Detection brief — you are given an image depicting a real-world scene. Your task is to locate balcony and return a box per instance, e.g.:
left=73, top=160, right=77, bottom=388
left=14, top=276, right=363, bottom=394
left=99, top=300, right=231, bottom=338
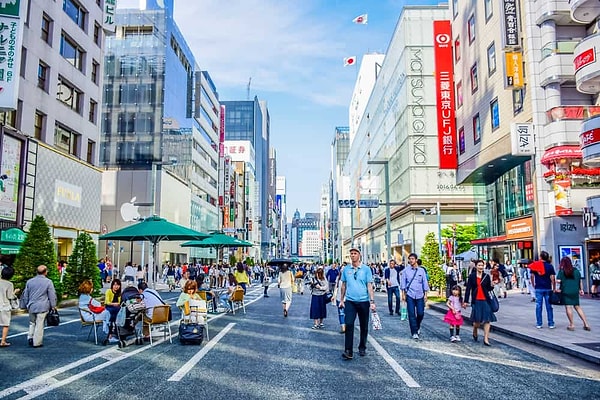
left=574, top=34, right=600, bottom=94
left=570, top=0, right=600, bottom=24
left=535, top=0, right=578, bottom=25
left=541, top=119, right=582, bottom=150
left=546, top=105, right=600, bottom=124
left=539, top=49, right=575, bottom=87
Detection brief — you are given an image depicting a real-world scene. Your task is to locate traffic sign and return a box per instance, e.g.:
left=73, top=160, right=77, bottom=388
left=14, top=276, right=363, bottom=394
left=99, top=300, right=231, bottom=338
left=358, top=199, right=380, bottom=208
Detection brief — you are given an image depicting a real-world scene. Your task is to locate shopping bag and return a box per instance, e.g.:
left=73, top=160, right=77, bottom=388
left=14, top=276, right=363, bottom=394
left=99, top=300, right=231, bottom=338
left=45, top=308, right=60, bottom=326
left=400, top=302, right=407, bottom=321
left=116, top=307, right=126, bottom=327
left=371, top=311, right=382, bottom=330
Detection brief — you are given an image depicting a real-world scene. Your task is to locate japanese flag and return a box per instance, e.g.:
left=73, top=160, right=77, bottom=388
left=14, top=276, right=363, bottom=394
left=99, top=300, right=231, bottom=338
left=352, top=14, right=368, bottom=24
left=344, top=56, right=357, bottom=67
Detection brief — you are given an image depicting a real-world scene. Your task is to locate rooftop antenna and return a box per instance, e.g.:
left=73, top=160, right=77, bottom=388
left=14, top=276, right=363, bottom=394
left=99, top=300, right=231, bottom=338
left=247, top=77, right=252, bottom=100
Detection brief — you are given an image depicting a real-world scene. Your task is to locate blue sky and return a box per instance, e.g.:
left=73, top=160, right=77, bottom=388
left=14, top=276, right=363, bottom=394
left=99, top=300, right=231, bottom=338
left=173, top=0, right=443, bottom=219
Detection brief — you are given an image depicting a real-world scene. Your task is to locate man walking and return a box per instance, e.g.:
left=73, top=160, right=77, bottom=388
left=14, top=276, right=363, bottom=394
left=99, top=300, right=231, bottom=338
left=339, top=247, right=376, bottom=360
left=530, top=251, right=556, bottom=329
left=384, top=259, right=402, bottom=316
left=401, top=253, right=429, bottom=340
left=326, top=263, right=339, bottom=293
left=21, top=265, right=57, bottom=347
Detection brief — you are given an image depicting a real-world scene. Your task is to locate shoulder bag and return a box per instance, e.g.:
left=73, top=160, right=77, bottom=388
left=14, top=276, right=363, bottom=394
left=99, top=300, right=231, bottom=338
left=46, top=308, right=60, bottom=326
left=484, top=274, right=499, bottom=313
left=550, top=291, right=563, bottom=305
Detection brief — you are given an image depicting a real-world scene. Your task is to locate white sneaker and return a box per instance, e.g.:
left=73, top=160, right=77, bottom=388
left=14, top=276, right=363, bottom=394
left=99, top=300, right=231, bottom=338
left=450, top=336, right=456, bottom=342
left=454, top=335, right=461, bottom=342
left=412, top=334, right=419, bottom=340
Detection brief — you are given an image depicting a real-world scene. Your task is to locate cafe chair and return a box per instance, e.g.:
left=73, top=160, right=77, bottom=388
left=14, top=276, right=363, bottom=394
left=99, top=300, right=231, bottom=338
left=230, top=287, right=246, bottom=315
left=143, top=305, right=173, bottom=345
left=79, top=307, right=103, bottom=345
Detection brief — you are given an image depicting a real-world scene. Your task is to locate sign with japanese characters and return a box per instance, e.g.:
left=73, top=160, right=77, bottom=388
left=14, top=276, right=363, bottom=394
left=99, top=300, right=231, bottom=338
left=0, top=133, right=21, bottom=221
left=510, top=123, right=534, bottom=155
left=504, top=51, right=524, bottom=88
left=103, top=0, right=117, bottom=32
left=433, top=20, right=457, bottom=169
left=502, top=0, right=520, bottom=47
left=223, top=140, right=254, bottom=163
left=0, top=0, right=24, bottom=111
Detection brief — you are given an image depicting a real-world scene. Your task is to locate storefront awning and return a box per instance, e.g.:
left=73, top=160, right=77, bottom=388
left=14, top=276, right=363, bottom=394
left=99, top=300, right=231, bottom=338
left=0, top=243, right=21, bottom=254
left=540, top=146, right=582, bottom=165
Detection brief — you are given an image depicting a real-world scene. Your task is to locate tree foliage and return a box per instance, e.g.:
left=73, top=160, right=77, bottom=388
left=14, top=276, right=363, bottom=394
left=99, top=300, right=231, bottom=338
left=13, top=215, right=61, bottom=298
left=64, top=232, right=101, bottom=297
left=420, top=232, right=445, bottom=294
left=440, top=223, right=478, bottom=255
left=244, top=257, right=255, bottom=266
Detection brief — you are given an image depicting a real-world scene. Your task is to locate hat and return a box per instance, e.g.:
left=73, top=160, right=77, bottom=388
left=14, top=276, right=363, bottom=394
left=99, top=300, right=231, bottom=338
left=349, top=247, right=361, bottom=254
left=317, top=265, right=324, bottom=270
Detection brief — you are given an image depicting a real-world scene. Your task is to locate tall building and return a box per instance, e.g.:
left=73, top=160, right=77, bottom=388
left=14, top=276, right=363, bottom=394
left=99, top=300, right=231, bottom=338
left=339, top=6, right=476, bottom=263
left=290, top=211, right=320, bottom=257
left=100, top=0, right=219, bottom=265
left=1, top=0, right=108, bottom=260
left=331, top=126, right=349, bottom=262
left=276, top=175, right=287, bottom=257
left=349, top=53, right=385, bottom=144
left=221, top=97, right=271, bottom=260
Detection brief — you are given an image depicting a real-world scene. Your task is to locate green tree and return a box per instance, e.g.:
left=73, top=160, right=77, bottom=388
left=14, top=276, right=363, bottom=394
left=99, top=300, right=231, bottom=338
left=229, top=254, right=237, bottom=266
left=421, top=232, right=445, bottom=295
left=64, top=232, right=101, bottom=297
left=440, top=223, right=478, bottom=255
left=244, top=257, right=255, bottom=266
left=13, top=215, right=61, bottom=298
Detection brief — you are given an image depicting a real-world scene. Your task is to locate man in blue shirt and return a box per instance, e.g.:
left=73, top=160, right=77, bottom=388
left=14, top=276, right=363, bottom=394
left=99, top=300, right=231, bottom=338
left=339, top=247, right=376, bottom=359
left=401, top=253, right=430, bottom=340
left=384, top=259, right=403, bottom=316
left=531, top=251, right=556, bottom=329
left=326, top=263, right=339, bottom=292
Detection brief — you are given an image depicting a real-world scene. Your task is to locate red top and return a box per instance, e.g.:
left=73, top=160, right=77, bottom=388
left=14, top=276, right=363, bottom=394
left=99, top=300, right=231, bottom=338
left=476, top=277, right=486, bottom=300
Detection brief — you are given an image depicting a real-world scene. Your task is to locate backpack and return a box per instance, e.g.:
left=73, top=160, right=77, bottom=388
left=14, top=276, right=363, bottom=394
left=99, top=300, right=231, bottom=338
left=592, top=267, right=600, bottom=281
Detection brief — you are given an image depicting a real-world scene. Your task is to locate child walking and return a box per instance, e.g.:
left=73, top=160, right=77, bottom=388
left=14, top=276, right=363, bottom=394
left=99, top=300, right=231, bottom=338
left=443, top=285, right=464, bottom=342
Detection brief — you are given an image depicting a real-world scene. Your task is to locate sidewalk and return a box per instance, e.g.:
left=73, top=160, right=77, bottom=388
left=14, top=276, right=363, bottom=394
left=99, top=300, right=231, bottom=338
left=428, top=289, right=600, bottom=365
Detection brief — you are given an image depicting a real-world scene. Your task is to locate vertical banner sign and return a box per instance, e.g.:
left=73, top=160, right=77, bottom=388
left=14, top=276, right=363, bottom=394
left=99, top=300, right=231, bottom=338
left=510, top=123, right=534, bottom=155
left=504, top=51, right=523, bottom=88
left=0, top=135, right=21, bottom=221
left=103, top=0, right=117, bottom=32
left=223, top=156, right=231, bottom=218
left=554, top=179, right=572, bottom=216
left=502, top=0, right=520, bottom=47
left=0, top=0, right=24, bottom=111
left=433, top=20, right=457, bottom=169
left=218, top=105, right=226, bottom=207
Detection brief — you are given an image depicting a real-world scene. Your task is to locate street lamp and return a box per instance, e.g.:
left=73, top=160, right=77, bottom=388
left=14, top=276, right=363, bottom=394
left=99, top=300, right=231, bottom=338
left=367, top=160, right=391, bottom=261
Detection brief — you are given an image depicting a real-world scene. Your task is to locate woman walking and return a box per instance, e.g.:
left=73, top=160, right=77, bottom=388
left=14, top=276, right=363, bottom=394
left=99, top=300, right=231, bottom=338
left=464, top=259, right=496, bottom=346
left=309, top=266, right=328, bottom=329
left=278, top=263, right=294, bottom=317
left=556, top=257, right=591, bottom=331
left=0, top=266, right=17, bottom=347
left=334, top=264, right=346, bottom=333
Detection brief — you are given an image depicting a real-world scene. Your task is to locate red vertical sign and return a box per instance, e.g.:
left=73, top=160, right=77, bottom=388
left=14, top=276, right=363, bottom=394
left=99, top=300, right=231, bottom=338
left=433, top=20, right=457, bottom=169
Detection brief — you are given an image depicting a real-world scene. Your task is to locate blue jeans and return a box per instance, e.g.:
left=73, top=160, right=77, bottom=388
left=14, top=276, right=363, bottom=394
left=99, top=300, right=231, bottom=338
left=535, top=289, right=554, bottom=327
left=336, top=299, right=345, bottom=325
left=387, top=286, right=400, bottom=314
left=406, top=296, right=425, bottom=335
left=344, top=300, right=370, bottom=353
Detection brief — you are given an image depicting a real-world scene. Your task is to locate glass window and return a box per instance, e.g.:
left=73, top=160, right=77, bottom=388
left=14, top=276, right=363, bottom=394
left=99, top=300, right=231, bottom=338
left=34, top=110, right=45, bottom=139
left=89, top=99, right=97, bottom=123
left=453, top=0, right=458, bottom=18
left=0, top=110, right=16, bottom=128
left=41, top=13, right=52, bottom=44
left=57, top=76, right=82, bottom=114
left=20, top=47, right=26, bottom=77
left=473, top=114, right=481, bottom=144
left=86, top=140, right=94, bottom=164
left=37, top=62, right=48, bottom=91
left=487, top=42, right=496, bottom=75
left=485, top=0, right=493, bottom=22
left=513, top=88, right=525, bottom=115
left=454, top=36, right=460, bottom=63
left=490, top=98, right=500, bottom=130
left=468, top=14, right=475, bottom=44
left=54, top=123, right=79, bottom=156
left=60, top=32, right=84, bottom=71
left=63, top=0, right=86, bottom=30
left=93, top=22, right=101, bottom=46
left=459, top=127, right=465, bottom=154
left=456, top=81, right=463, bottom=108
left=470, top=63, right=478, bottom=93
left=91, top=60, right=99, bottom=84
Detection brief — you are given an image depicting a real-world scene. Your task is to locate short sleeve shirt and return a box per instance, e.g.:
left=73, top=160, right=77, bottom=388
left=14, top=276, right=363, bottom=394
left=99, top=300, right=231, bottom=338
left=341, top=264, right=373, bottom=302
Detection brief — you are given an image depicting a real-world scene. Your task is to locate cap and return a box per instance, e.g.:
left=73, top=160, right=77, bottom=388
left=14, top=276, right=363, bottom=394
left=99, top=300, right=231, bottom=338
left=349, top=247, right=361, bottom=254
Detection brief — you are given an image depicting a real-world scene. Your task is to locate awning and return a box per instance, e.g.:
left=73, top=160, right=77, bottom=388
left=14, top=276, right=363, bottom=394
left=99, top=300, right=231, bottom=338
left=540, top=145, right=582, bottom=165
left=0, top=243, right=21, bottom=254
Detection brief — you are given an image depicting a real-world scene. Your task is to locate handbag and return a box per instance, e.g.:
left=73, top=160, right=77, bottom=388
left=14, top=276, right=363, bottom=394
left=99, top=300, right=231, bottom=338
left=179, top=322, right=204, bottom=345
left=487, top=290, right=500, bottom=313
left=325, top=292, right=333, bottom=304
left=371, top=311, right=382, bottom=330
left=46, top=308, right=60, bottom=326
left=9, top=297, right=19, bottom=310
left=550, top=291, right=563, bottom=305
left=88, top=299, right=105, bottom=314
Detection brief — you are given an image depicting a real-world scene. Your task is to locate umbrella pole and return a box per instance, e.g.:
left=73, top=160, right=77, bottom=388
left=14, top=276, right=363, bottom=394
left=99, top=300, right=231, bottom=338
left=149, top=241, right=156, bottom=289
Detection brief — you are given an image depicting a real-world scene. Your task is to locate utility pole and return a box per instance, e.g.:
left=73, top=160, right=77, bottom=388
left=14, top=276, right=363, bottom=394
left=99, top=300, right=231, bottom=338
left=247, top=77, right=252, bottom=100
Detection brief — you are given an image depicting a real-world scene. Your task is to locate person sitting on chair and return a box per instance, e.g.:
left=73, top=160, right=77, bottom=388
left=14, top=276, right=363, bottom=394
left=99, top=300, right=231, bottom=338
left=78, top=280, right=113, bottom=342
left=138, top=282, right=167, bottom=340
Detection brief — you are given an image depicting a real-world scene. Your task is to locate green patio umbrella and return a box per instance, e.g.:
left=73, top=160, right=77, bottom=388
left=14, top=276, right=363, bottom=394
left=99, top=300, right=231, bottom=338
left=180, top=232, right=253, bottom=249
left=100, top=216, right=209, bottom=286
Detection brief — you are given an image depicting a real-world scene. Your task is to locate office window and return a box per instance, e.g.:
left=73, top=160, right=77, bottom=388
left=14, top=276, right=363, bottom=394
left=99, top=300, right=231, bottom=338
left=60, top=32, right=84, bottom=71
left=34, top=111, right=45, bottom=139
left=63, top=0, right=86, bottom=31
left=91, top=60, right=99, bottom=84
left=459, top=127, right=465, bottom=154
left=86, top=140, right=94, bottom=163
left=41, top=13, right=52, bottom=44
left=468, top=14, right=475, bottom=43
left=456, top=80, right=463, bottom=108
left=54, top=123, right=79, bottom=156
left=454, top=36, right=461, bottom=63
left=93, top=22, right=101, bottom=46
left=487, top=42, right=496, bottom=76
left=89, top=99, right=97, bottom=123
left=485, top=0, right=493, bottom=22
left=20, top=47, right=26, bottom=77
left=0, top=109, right=16, bottom=128
left=473, top=114, right=481, bottom=144
left=470, top=63, right=479, bottom=93
left=57, top=76, right=82, bottom=114
left=37, top=61, right=48, bottom=91
left=513, top=88, right=525, bottom=115
left=490, top=98, right=500, bottom=130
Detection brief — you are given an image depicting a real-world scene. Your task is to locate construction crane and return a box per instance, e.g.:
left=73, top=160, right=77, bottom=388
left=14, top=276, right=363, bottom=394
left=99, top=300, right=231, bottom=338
left=247, top=77, right=252, bottom=100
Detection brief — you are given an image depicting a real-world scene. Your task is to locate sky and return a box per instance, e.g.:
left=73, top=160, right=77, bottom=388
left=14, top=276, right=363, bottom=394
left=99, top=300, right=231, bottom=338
left=173, top=0, right=443, bottom=218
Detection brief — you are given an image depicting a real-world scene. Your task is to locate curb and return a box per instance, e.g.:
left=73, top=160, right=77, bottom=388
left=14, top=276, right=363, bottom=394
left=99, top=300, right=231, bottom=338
left=427, top=302, right=600, bottom=365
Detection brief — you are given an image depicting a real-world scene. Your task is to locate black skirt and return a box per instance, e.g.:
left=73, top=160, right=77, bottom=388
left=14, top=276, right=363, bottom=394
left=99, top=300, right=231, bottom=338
left=310, top=294, right=327, bottom=320
left=470, top=300, right=497, bottom=323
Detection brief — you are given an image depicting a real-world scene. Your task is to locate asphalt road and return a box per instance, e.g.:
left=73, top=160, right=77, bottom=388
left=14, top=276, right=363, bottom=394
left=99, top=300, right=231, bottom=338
left=1, top=284, right=599, bottom=400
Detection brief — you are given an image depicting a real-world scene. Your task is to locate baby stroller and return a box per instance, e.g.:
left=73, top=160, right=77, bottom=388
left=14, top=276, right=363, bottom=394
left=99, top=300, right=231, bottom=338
left=374, top=275, right=383, bottom=292
left=104, top=286, right=145, bottom=347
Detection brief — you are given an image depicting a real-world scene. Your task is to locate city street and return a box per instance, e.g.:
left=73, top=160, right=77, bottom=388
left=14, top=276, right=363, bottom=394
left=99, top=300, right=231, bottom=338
left=1, top=285, right=599, bottom=400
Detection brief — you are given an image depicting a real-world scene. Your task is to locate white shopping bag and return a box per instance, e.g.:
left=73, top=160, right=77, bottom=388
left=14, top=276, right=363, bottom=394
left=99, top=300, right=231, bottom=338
left=371, top=311, right=382, bottom=330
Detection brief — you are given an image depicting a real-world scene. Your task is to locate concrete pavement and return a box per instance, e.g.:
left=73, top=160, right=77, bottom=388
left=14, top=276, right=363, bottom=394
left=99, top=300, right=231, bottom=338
left=428, top=288, right=600, bottom=364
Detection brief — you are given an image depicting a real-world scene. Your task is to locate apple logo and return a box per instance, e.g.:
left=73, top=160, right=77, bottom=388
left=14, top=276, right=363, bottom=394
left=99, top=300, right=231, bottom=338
left=120, top=197, right=141, bottom=222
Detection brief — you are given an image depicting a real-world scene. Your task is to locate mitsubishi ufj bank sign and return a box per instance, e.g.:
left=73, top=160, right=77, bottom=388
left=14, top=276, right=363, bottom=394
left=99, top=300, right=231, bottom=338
left=433, top=20, right=457, bottom=169
left=0, top=0, right=24, bottom=111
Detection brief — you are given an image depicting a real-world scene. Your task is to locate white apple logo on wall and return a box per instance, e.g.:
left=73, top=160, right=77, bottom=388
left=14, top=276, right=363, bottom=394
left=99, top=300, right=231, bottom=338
left=120, top=197, right=141, bottom=222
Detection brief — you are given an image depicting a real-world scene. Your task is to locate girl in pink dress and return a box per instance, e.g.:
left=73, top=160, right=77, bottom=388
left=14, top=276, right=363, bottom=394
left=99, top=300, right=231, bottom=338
left=443, top=285, right=464, bottom=342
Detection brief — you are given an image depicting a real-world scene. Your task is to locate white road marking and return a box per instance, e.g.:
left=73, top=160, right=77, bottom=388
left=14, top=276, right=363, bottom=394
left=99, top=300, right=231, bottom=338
left=167, top=322, right=236, bottom=382
left=7, top=318, right=80, bottom=338
left=368, top=335, right=421, bottom=388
